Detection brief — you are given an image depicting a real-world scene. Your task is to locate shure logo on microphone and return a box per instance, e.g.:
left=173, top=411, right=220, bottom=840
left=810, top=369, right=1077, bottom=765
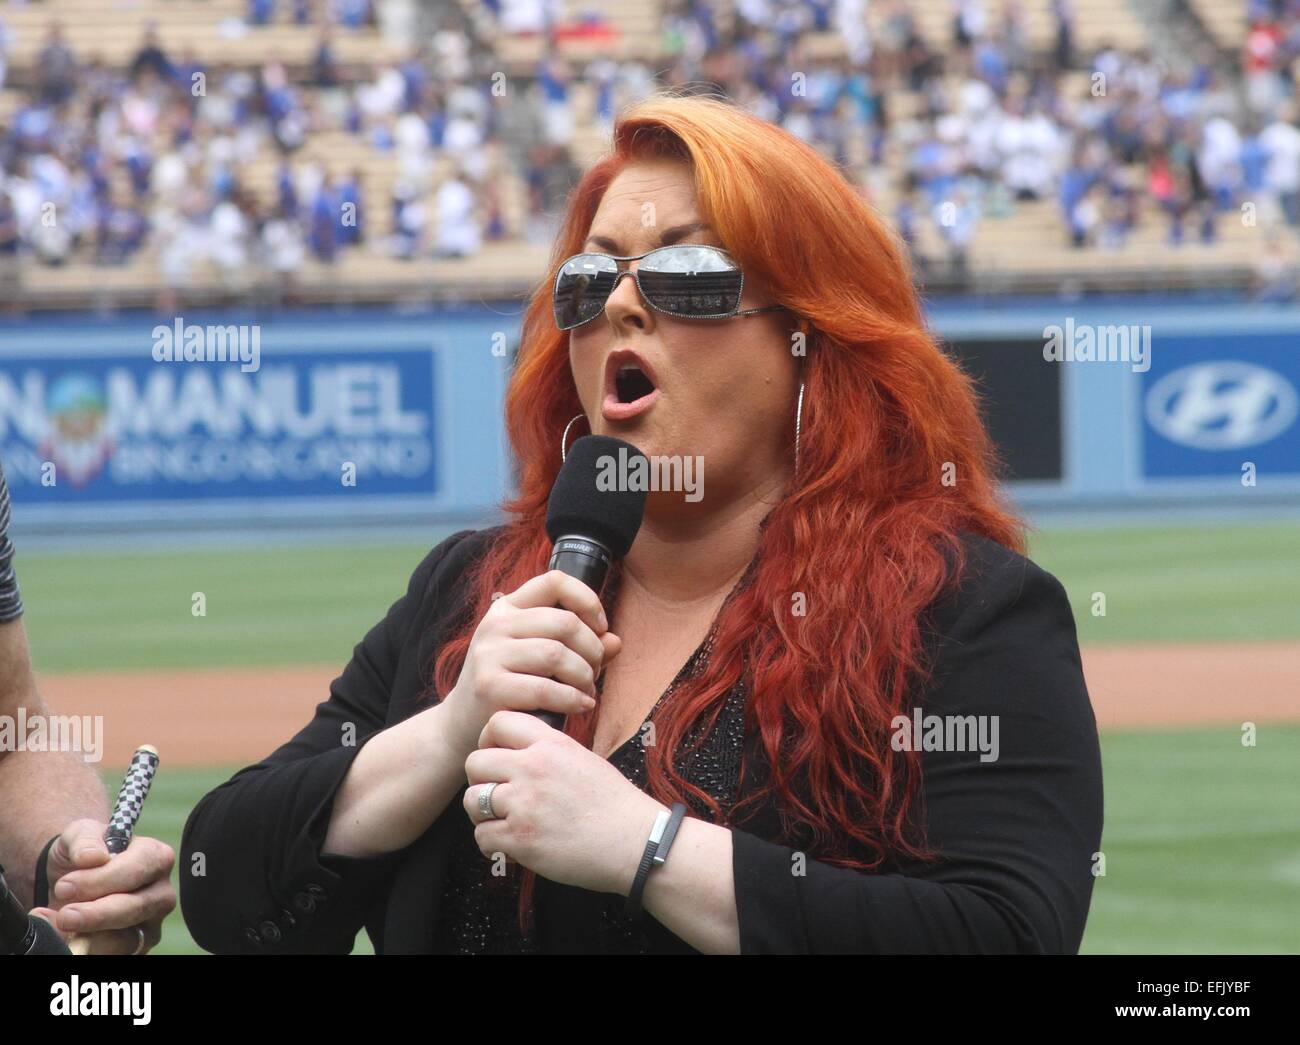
left=49, top=976, right=151, bottom=1025
left=595, top=448, right=704, bottom=502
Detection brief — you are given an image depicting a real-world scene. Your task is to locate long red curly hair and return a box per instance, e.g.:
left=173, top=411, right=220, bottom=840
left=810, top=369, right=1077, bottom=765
left=430, top=91, right=1024, bottom=935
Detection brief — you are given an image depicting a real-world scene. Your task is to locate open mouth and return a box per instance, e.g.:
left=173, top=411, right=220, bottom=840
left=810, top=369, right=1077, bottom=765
left=602, top=350, right=660, bottom=421
left=614, top=364, right=656, bottom=404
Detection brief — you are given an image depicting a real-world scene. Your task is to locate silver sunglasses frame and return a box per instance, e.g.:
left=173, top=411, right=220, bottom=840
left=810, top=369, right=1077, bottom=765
left=552, top=244, right=786, bottom=330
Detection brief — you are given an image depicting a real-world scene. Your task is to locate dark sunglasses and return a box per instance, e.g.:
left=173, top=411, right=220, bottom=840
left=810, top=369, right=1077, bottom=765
left=553, top=244, right=787, bottom=331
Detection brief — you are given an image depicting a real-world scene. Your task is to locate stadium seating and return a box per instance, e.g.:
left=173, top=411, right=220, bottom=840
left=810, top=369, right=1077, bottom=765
left=1, top=0, right=405, bottom=73
left=1, top=0, right=1295, bottom=309
left=1187, top=0, right=1249, bottom=52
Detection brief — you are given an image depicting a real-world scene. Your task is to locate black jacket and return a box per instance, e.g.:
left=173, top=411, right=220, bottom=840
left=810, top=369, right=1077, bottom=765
left=179, top=527, right=1104, bottom=954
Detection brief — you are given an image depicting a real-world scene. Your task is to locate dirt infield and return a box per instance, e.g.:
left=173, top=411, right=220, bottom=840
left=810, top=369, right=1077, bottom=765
left=35, top=642, right=1300, bottom=768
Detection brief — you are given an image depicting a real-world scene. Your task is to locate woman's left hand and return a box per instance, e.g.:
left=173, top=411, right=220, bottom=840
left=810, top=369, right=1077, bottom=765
left=463, top=710, right=667, bottom=896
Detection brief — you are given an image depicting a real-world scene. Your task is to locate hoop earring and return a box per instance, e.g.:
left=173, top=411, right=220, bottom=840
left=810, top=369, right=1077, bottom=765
left=561, top=413, right=587, bottom=463
left=794, top=381, right=805, bottom=477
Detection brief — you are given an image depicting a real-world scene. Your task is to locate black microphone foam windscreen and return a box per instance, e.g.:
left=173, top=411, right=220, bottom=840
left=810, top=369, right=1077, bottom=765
left=546, top=434, right=648, bottom=557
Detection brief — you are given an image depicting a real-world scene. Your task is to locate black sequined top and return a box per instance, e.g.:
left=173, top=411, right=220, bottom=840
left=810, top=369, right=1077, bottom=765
left=430, top=562, right=754, bottom=955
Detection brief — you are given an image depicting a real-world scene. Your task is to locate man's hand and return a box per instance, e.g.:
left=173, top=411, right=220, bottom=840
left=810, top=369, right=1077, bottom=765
left=28, top=818, right=175, bottom=955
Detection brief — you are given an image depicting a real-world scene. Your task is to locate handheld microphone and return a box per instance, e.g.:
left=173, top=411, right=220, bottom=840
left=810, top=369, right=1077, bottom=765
left=538, top=434, right=649, bottom=729
left=0, top=865, right=71, bottom=955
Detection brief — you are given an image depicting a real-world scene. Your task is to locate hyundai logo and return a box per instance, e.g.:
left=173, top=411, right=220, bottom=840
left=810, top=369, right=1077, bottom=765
left=1145, top=361, right=1299, bottom=450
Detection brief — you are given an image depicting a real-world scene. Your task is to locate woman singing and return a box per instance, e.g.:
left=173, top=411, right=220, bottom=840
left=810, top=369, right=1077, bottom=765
left=180, top=93, right=1103, bottom=955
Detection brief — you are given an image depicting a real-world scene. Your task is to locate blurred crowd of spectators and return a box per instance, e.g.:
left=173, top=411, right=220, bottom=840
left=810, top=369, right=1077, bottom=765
left=0, top=0, right=1297, bottom=302
left=652, top=0, right=1300, bottom=283
left=0, top=1, right=518, bottom=304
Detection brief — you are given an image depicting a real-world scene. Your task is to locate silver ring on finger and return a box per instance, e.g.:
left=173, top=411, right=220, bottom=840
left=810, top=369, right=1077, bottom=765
left=478, top=781, right=502, bottom=821
left=132, top=927, right=146, bottom=955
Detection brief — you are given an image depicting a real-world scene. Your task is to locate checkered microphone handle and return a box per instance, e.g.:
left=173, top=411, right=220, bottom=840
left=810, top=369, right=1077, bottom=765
left=106, top=745, right=160, bottom=855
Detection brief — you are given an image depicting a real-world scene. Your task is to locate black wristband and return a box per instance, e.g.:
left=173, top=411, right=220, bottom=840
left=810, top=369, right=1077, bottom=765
left=625, top=802, right=687, bottom=923
left=33, top=834, right=59, bottom=908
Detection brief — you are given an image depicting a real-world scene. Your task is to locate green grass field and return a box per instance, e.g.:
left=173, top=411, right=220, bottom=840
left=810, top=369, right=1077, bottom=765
left=17, top=521, right=1300, bottom=954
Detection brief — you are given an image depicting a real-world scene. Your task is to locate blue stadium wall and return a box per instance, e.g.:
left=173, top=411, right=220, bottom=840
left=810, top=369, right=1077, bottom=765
left=2, top=297, right=1297, bottom=539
